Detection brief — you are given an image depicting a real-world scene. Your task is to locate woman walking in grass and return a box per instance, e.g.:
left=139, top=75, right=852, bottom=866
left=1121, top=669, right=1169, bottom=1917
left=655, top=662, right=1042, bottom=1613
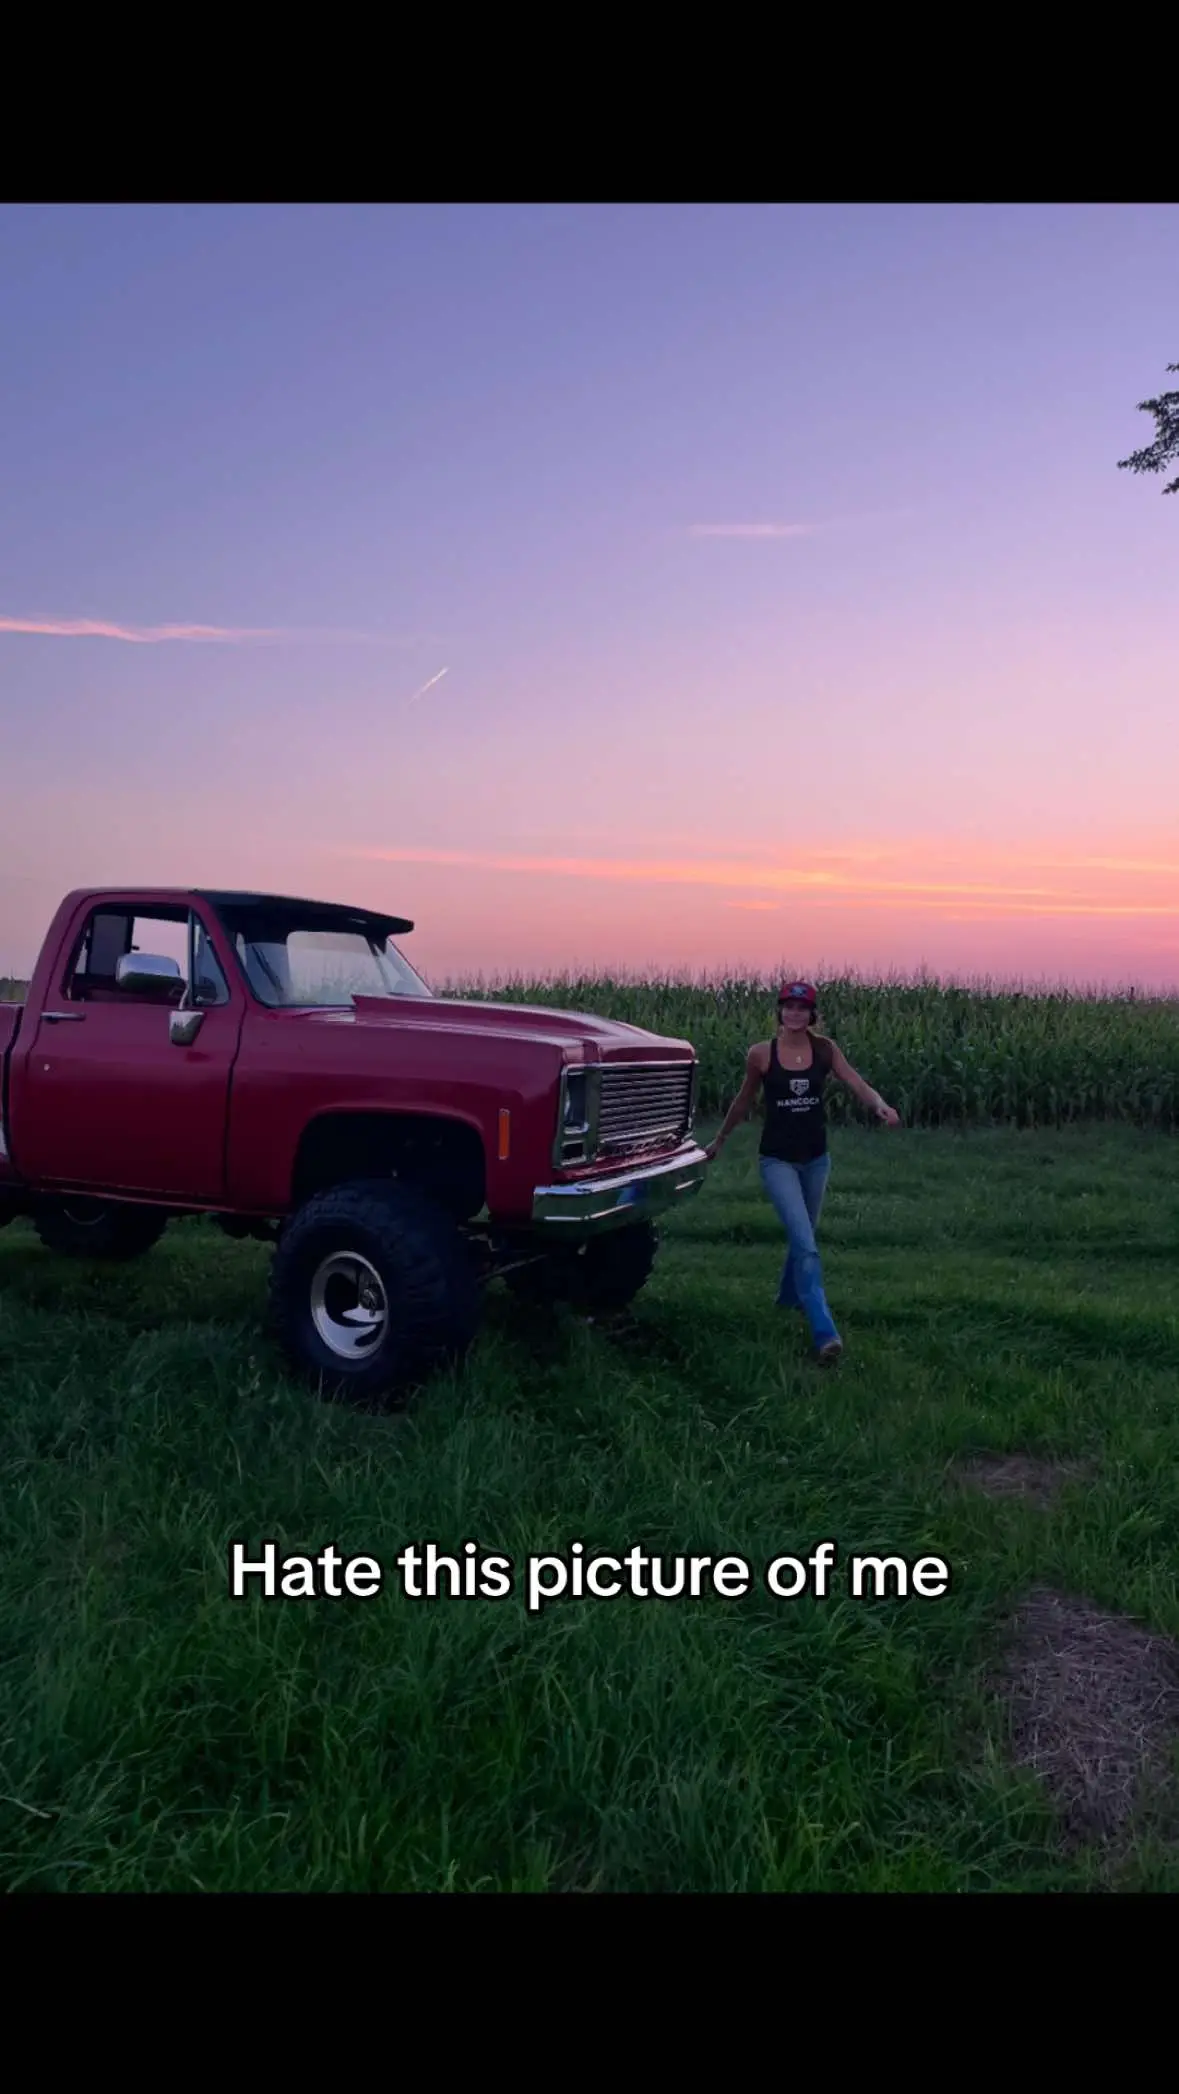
left=704, top=981, right=900, bottom=1364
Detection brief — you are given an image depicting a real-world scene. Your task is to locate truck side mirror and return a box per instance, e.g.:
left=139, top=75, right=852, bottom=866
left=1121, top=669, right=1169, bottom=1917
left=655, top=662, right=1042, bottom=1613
left=115, top=952, right=183, bottom=993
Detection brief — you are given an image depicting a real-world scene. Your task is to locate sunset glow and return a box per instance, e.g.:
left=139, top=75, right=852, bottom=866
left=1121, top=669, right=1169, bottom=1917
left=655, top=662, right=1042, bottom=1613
left=2, top=204, right=1176, bottom=989
left=347, top=841, right=1179, bottom=914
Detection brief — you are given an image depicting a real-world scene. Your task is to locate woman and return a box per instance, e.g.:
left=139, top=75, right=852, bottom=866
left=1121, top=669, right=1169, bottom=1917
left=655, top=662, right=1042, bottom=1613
left=704, top=981, right=900, bottom=1364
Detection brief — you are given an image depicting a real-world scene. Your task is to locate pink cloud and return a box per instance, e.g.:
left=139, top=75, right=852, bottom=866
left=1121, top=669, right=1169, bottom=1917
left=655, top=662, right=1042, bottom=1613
left=685, top=510, right=913, bottom=541
left=687, top=523, right=816, bottom=539
left=0, top=616, right=405, bottom=645
left=344, top=842, right=1179, bottom=921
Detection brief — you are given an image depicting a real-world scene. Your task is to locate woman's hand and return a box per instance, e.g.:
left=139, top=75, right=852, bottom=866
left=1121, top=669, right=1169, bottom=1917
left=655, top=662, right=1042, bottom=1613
left=704, top=1138, right=723, bottom=1162
left=875, top=1102, right=900, bottom=1127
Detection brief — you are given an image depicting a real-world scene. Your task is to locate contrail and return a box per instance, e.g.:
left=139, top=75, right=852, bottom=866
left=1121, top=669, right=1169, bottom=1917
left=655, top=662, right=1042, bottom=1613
left=407, top=667, right=448, bottom=702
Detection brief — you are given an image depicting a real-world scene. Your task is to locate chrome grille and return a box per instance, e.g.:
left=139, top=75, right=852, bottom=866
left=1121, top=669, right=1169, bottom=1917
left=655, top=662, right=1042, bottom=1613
left=595, top=1062, right=694, bottom=1158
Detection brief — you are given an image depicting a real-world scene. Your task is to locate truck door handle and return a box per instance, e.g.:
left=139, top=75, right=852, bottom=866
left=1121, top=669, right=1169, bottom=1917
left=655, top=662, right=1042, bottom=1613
left=42, top=1011, right=86, bottom=1023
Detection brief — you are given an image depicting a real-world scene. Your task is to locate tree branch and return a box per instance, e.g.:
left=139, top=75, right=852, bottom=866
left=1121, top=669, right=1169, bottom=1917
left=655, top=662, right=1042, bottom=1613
left=1117, top=362, right=1179, bottom=495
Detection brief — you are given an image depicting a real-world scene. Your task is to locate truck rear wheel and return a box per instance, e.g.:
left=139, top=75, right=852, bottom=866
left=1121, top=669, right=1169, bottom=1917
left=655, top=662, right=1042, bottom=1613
left=505, top=1219, right=659, bottom=1315
left=33, top=1197, right=169, bottom=1260
left=268, top=1179, right=481, bottom=1408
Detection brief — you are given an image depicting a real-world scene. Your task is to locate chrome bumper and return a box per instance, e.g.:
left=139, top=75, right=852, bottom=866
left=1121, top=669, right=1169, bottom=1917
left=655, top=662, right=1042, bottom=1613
left=530, top=1144, right=708, bottom=1235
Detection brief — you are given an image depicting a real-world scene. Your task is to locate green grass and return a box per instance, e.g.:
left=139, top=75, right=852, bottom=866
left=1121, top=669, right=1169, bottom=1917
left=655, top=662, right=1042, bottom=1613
left=447, top=968, right=1179, bottom=1129
left=3, top=1120, right=1179, bottom=1890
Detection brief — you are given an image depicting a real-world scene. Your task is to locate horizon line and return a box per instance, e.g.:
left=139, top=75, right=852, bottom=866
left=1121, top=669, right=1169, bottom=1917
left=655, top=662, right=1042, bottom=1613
left=2, top=961, right=1175, bottom=999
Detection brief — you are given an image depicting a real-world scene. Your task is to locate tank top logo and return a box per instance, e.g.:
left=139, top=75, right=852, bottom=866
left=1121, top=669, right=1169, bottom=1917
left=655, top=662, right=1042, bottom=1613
left=762, top=1037, right=828, bottom=1162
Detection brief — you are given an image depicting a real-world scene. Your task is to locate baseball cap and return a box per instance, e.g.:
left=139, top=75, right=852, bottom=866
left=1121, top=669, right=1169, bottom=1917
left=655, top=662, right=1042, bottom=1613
left=778, top=981, right=817, bottom=1006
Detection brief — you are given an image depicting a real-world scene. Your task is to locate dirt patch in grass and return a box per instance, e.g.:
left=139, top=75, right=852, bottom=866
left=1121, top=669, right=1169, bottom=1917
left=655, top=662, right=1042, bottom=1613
left=950, top=1453, right=1090, bottom=1506
left=993, top=1587, right=1179, bottom=1850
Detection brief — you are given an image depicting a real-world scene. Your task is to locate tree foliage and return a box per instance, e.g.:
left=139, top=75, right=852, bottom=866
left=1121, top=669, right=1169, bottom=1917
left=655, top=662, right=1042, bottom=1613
left=1117, top=361, right=1179, bottom=495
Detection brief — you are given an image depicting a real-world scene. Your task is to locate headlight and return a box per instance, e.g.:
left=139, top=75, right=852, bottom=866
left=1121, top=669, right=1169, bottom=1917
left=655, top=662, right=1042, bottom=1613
left=564, top=1070, right=589, bottom=1129
left=555, top=1066, right=595, bottom=1164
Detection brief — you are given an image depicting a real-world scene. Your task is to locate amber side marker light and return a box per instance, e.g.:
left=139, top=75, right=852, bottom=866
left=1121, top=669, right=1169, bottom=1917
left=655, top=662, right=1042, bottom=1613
left=498, top=1109, right=511, bottom=1160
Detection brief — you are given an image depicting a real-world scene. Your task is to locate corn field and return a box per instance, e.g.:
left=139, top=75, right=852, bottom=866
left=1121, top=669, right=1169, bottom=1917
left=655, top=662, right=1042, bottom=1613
left=3, top=966, right=1177, bottom=1128
left=445, top=969, right=1179, bottom=1131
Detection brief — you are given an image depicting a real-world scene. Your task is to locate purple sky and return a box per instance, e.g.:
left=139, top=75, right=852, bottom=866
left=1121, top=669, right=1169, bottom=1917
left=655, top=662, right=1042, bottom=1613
left=2, top=203, right=1176, bottom=987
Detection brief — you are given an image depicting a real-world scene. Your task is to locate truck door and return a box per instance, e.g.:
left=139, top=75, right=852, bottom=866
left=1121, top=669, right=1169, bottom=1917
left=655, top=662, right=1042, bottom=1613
left=12, top=899, right=245, bottom=1201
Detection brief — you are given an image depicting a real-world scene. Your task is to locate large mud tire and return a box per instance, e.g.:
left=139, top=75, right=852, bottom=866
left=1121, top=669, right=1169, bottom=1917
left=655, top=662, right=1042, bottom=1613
left=33, top=1198, right=169, bottom=1260
left=268, top=1179, right=481, bottom=1409
left=504, top=1220, right=659, bottom=1315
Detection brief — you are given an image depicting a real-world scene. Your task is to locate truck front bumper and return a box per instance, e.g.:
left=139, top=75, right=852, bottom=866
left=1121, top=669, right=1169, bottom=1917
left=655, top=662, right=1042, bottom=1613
left=530, top=1144, right=708, bottom=1236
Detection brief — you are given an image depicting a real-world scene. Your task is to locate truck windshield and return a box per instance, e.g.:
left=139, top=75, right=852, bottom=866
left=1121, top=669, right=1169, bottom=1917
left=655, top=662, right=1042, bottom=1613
left=212, top=906, right=432, bottom=1008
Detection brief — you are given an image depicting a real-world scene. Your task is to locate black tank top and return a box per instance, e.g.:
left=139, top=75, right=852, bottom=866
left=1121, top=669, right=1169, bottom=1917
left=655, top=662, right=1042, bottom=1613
left=759, top=1032, right=833, bottom=1164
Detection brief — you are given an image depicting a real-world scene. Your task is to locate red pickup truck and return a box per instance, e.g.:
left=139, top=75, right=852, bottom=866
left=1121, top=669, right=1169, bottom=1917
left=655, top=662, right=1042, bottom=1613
left=0, top=887, right=706, bottom=1405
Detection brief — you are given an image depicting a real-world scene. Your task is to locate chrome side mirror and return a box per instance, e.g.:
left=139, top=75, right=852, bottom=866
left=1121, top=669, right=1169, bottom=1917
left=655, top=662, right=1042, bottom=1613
left=116, top=952, right=183, bottom=993
left=170, top=1006, right=205, bottom=1047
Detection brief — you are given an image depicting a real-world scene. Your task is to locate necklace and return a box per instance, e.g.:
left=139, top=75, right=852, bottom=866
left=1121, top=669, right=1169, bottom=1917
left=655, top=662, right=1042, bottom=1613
left=776, top=1032, right=812, bottom=1068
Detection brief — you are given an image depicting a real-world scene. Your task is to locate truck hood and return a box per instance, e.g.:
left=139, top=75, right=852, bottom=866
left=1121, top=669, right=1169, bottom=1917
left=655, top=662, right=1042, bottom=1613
left=295, top=994, right=692, bottom=1062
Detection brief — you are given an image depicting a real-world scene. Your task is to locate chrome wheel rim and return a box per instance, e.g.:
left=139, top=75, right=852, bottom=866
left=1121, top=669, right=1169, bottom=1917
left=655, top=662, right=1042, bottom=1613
left=309, top=1251, right=389, bottom=1361
left=62, top=1201, right=107, bottom=1227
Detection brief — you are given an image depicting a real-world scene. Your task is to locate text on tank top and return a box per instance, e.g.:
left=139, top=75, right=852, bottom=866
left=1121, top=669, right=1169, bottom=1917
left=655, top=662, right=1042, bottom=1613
left=759, top=1032, right=832, bottom=1163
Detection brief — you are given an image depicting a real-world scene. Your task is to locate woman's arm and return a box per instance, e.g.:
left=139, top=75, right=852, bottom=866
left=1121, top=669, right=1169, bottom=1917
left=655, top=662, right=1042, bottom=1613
left=827, top=1042, right=900, bottom=1125
left=705, top=1047, right=764, bottom=1159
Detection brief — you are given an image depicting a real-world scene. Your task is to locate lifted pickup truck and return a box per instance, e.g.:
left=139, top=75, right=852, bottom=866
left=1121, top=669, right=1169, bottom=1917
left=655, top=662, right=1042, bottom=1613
left=0, top=887, right=706, bottom=1405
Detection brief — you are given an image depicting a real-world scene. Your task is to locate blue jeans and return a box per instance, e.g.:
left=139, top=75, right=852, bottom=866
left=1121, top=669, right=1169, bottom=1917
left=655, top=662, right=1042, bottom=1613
left=758, top=1152, right=839, bottom=1346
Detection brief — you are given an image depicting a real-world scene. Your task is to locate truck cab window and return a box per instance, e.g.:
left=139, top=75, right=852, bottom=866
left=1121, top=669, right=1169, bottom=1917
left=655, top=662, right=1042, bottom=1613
left=218, top=907, right=431, bottom=1007
left=68, top=907, right=189, bottom=1004
left=193, top=924, right=230, bottom=1006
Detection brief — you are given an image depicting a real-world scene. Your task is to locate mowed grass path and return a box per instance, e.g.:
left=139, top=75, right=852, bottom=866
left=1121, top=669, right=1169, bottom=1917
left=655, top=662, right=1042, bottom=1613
left=2, top=1123, right=1179, bottom=1890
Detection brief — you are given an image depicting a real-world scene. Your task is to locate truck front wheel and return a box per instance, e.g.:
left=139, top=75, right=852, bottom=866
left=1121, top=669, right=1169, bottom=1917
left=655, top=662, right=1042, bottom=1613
left=505, top=1219, right=659, bottom=1315
left=268, top=1180, right=481, bottom=1408
left=33, top=1197, right=169, bottom=1260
